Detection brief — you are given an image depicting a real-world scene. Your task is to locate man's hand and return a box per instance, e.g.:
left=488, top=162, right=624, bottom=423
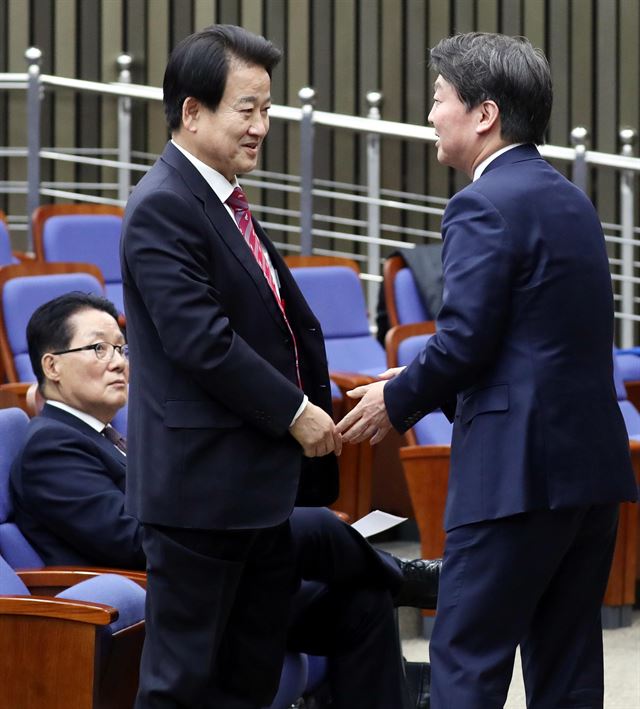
left=336, top=379, right=392, bottom=445
left=290, top=402, right=342, bottom=458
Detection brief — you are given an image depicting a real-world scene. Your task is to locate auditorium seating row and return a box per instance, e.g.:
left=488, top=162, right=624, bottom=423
left=0, top=208, right=639, bottom=704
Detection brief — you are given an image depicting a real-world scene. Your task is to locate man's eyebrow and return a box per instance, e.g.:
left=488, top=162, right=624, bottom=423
left=235, top=94, right=272, bottom=105
left=86, top=329, right=125, bottom=342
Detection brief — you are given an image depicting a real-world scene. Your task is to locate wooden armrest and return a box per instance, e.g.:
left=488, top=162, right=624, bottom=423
left=329, top=371, right=377, bottom=391
left=0, top=382, right=32, bottom=414
left=0, top=595, right=117, bottom=625
left=12, top=250, right=36, bottom=262
left=385, top=322, right=436, bottom=368
left=18, top=567, right=147, bottom=592
left=625, top=381, right=640, bottom=412
left=399, top=444, right=451, bottom=460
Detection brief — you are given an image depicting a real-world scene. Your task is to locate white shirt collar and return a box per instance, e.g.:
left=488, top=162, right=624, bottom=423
left=46, top=400, right=108, bottom=432
left=473, top=143, right=524, bottom=181
left=171, top=139, right=237, bottom=204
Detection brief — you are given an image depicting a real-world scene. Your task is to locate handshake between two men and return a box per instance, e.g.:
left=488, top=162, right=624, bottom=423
left=289, top=367, right=405, bottom=457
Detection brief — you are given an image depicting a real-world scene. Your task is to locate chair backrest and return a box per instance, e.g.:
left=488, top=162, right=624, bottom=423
left=0, top=262, right=105, bottom=382
left=32, top=204, right=124, bottom=257
left=613, top=350, right=640, bottom=438
left=0, top=553, right=30, bottom=595
left=290, top=264, right=386, bottom=376
left=388, top=322, right=452, bottom=446
left=0, top=219, right=18, bottom=266
left=383, top=254, right=430, bottom=328
left=38, top=214, right=124, bottom=313
left=0, top=407, right=43, bottom=568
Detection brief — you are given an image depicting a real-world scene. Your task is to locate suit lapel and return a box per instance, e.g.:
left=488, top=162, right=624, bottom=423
left=161, top=142, right=288, bottom=333
left=41, top=405, right=127, bottom=471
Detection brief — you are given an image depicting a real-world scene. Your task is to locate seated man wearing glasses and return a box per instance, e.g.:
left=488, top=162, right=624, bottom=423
left=10, top=292, right=437, bottom=708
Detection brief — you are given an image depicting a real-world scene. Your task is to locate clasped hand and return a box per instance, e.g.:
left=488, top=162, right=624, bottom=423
left=336, top=367, right=404, bottom=445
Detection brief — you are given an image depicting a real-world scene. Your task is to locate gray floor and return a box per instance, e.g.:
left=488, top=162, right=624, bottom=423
left=380, top=540, right=640, bottom=707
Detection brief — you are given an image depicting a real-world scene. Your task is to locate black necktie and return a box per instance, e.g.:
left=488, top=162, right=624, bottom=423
left=102, top=424, right=127, bottom=454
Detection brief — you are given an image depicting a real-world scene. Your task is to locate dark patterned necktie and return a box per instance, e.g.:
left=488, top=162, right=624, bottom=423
left=102, top=424, right=127, bottom=454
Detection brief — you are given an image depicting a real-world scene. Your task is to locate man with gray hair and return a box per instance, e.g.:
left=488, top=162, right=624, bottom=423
left=338, top=32, right=637, bottom=707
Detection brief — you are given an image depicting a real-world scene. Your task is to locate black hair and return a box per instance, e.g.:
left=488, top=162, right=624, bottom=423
left=163, top=24, right=282, bottom=131
left=27, top=292, right=120, bottom=388
left=430, top=32, right=553, bottom=144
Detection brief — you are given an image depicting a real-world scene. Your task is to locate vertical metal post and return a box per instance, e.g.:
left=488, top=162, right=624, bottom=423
left=25, top=47, right=42, bottom=251
left=117, top=54, right=133, bottom=204
left=620, top=128, right=637, bottom=348
left=298, top=87, right=315, bottom=256
left=570, top=126, right=589, bottom=193
left=366, top=91, right=382, bottom=322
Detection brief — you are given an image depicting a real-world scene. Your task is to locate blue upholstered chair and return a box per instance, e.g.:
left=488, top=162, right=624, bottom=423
left=0, top=406, right=147, bottom=708
left=0, top=262, right=105, bottom=383
left=287, top=261, right=387, bottom=377
left=383, top=254, right=431, bottom=328
left=285, top=256, right=385, bottom=519
left=32, top=204, right=124, bottom=310
left=0, top=217, right=19, bottom=266
left=37, top=214, right=124, bottom=313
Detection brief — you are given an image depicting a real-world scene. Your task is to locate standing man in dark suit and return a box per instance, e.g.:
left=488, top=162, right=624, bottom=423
left=338, top=33, right=638, bottom=708
left=121, top=24, right=377, bottom=708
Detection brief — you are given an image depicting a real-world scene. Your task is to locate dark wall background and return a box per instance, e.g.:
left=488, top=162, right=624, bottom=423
left=0, top=0, right=638, bottom=235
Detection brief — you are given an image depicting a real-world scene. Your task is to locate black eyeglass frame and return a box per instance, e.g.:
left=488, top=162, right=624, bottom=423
left=51, top=341, right=129, bottom=361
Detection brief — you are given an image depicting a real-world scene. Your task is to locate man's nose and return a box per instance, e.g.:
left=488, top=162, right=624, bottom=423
left=249, top=116, right=268, bottom=137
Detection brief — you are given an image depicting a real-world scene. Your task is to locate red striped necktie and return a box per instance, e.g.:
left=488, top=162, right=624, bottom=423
left=227, top=186, right=282, bottom=305
left=226, top=186, right=302, bottom=388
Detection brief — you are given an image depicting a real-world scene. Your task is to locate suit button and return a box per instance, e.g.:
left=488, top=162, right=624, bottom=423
left=283, top=337, right=290, bottom=344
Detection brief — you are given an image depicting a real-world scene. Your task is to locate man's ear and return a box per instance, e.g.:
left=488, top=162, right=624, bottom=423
left=476, top=99, right=500, bottom=136
left=181, top=96, right=200, bottom=133
left=41, top=353, right=61, bottom=383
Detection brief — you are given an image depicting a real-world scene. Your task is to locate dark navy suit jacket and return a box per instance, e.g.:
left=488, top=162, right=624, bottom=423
left=120, top=142, right=338, bottom=530
left=385, top=145, right=638, bottom=531
left=10, top=404, right=145, bottom=568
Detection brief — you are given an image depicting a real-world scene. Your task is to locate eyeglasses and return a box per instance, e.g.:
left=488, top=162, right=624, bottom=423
left=51, top=341, right=129, bottom=362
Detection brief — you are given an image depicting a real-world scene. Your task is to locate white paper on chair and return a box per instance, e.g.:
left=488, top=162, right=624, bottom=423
left=350, top=510, right=407, bottom=538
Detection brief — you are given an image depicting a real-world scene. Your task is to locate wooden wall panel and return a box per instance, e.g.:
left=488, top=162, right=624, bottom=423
left=0, top=0, right=637, bottom=255
left=595, top=0, right=618, bottom=224
left=146, top=0, right=170, bottom=157
left=333, top=0, right=358, bottom=251
left=380, top=0, right=403, bottom=238
left=6, top=0, right=28, bottom=230
left=101, top=0, right=122, bottom=197
left=404, top=0, right=427, bottom=239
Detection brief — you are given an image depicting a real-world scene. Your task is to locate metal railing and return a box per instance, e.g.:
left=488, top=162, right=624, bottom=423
left=1, top=48, right=639, bottom=342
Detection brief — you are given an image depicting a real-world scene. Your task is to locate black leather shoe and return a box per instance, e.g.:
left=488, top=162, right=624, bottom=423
left=404, top=660, right=431, bottom=709
left=393, top=557, right=441, bottom=609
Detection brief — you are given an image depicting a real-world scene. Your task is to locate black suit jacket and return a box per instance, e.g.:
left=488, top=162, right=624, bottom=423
left=9, top=404, right=144, bottom=568
left=120, top=142, right=338, bottom=529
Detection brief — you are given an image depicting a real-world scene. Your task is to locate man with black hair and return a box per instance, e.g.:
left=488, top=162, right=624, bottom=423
left=338, top=32, right=638, bottom=708
left=119, top=22, right=411, bottom=709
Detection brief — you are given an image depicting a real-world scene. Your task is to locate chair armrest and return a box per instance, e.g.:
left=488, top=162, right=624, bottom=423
left=12, top=250, right=36, bottom=262
left=0, top=595, right=117, bottom=625
left=625, top=381, right=640, bottom=413
left=385, top=322, right=436, bottom=368
left=399, top=444, right=451, bottom=459
left=17, top=567, right=147, bottom=593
